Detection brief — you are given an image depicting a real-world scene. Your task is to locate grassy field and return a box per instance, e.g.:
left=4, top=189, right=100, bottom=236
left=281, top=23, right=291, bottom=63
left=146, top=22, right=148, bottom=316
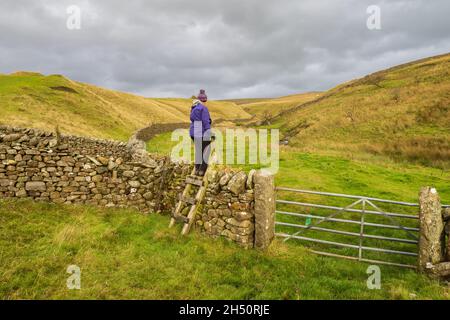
left=1, top=54, right=449, bottom=299
left=0, top=199, right=448, bottom=300
left=0, top=72, right=251, bottom=140
left=147, top=130, right=449, bottom=267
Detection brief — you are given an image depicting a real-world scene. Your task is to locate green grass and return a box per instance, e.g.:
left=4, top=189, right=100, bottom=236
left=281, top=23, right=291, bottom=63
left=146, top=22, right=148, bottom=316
left=147, top=132, right=450, bottom=204
left=0, top=199, right=448, bottom=300
left=276, top=150, right=450, bottom=203
left=1, top=131, right=448, bottom=299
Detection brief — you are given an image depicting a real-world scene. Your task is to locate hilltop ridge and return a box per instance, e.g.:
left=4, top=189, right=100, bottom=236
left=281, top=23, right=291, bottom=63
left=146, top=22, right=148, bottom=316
left=0, top=72, right=251, bottom=140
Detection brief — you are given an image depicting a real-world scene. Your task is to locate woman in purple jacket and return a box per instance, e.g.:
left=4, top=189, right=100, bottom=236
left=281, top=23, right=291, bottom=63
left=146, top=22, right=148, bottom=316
left=190, top=89, right=212, bottom=176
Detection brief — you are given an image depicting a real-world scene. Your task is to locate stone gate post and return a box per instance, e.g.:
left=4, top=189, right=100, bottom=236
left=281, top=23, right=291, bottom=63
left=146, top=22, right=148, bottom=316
left=254, top=169, right=275, bottom=249
left=418, top=186, right=444, bottom=272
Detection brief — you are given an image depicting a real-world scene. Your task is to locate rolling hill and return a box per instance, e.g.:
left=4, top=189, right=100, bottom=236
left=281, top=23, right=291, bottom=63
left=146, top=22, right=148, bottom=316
left=245, top=53, right=450, bottom=167
left=0, top=72, right=251, bottom=140
left=2, top=53, right=449, bottom=168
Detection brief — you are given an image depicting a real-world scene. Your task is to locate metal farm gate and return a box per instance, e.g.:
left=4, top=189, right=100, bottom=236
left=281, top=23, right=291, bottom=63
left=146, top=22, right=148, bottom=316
left=275, top=187, right=422, bottom=268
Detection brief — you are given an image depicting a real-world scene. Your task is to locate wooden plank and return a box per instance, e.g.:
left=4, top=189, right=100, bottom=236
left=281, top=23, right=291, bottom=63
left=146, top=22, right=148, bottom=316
left=186, top=176, right=203, bottom=187
left=169, top=167, right=196, bottom=228
left=181, top=156, right=216, bottom=235
left=181, top=186, right=206, bottom=235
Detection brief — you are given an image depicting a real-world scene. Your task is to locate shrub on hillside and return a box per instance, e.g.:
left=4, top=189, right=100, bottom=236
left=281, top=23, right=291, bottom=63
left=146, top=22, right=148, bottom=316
left=364, top=137, right=450, bottom=168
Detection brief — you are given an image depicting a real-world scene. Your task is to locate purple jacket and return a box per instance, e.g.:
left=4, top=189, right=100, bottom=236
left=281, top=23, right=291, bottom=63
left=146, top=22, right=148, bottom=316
left=190, top=101, right=211, bottom=138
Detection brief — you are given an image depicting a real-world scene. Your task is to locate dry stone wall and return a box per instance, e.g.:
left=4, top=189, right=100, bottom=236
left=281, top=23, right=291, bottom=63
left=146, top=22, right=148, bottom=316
left=194, top=169, right=256, bottom=248
left=0, top=125, right=269, bottom=248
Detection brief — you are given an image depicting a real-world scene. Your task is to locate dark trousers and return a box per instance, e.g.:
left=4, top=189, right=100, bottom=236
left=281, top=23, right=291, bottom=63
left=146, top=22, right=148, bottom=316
left=191, top=137, right=211, bottom=174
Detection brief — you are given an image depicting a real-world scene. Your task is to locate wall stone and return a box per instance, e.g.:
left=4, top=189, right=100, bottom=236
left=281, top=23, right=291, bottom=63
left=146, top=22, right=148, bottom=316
left=418, top=187, right=444, bottom=272
left=429, top=262, right=450, bottom=278
left=0, top=125, right=269, bottom=249
left=443, top=208, right=450, bottom=261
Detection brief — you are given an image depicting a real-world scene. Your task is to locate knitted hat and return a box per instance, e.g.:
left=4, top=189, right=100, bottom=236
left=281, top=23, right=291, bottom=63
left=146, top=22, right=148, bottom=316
left=197, top=89, right=207, bottom=102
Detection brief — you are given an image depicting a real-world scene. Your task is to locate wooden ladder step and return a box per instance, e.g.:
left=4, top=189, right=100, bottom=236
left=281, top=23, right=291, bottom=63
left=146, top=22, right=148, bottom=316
left=186, top=176, right=203, bottom=187
left=169, top=150, right=217, bottom=235
left=179, top=194, right=196, bottom=205
left=172, top=214, right=189, bottom=224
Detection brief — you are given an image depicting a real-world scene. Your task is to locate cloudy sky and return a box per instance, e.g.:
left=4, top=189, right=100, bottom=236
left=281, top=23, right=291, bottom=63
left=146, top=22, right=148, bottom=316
left=0, top=0, right=449, bottom=99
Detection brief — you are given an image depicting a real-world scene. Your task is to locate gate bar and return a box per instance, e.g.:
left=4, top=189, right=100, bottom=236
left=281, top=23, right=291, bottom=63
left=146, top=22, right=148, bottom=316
left=309, top=250, right=416, bottom=269
left=275, top=221, right=418, bottom=244
left=276, top=210, right=420, bottom=232
left=365, top=199, right=419, bottom=241
left=276, top=187, right=419, bottom=207
left=282, top=198, right=364, bottom=242
left=276, top=233, right=418, bottom=256
left=358, top=199, right=366, bottom=260
left=276, top=200, right=418, bottom=219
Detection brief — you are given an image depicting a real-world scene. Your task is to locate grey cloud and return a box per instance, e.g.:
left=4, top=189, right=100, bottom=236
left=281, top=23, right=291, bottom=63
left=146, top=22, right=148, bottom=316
left=0, top=0, right=449, bottom=99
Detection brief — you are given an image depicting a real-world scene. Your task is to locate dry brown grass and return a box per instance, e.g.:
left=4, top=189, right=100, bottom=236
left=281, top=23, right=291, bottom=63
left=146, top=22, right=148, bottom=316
left=238, top=92, right=322, bottom=124
left=0, top=73, right=252, bottom=140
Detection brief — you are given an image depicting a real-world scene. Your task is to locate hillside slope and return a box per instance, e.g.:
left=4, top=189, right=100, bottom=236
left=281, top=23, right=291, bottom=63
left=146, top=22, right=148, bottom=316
left=223, top=92, right=321, bottom=125
left=272, top=53, right=450, bottom=167
left=0, top=72, right=251, bottom=140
